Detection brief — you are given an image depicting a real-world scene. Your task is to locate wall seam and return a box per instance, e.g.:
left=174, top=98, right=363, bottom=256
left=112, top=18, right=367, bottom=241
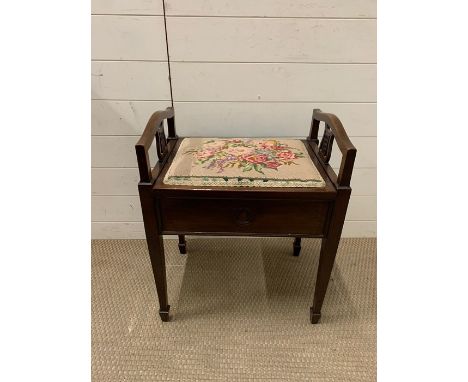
left=162, top=0, right=174, bottom=107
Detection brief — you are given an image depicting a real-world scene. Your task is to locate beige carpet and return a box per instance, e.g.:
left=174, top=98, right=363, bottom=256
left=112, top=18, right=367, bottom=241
left=92, top=238, right=376, bottom=381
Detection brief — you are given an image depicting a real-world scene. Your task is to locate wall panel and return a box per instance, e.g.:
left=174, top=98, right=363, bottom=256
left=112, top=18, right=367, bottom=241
left=92, top=100, right=171, bottom=135
left=92, top=0, right=163, bottom=15
left=165, top=0, right=377, bottom=18
left=91, top=61, right=171, bottom=100
left=171, top=63, right=376, bottom=102
left=167, top=18, right=376, bottom=63
left=92, top=168, right=140, bottom=195
left=172, top=102, right=376, bottom=137
left=92, top=16, right=167, bottom=60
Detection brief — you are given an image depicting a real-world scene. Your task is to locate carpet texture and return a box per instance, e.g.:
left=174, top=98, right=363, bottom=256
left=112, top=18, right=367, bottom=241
left=92, top=238, right=376, bottom=381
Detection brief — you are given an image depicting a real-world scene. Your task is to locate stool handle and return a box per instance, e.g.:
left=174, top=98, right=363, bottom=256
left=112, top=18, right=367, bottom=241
left=135, top=107, right=177, bottom=183
left=308, top=109, right=357, bottom=187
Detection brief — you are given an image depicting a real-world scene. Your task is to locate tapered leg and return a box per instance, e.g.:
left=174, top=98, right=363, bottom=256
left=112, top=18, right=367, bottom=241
left=310, top=237, right=340, bottom=324
left=147, top=233, right=170, bottom=321
left=139, top=185, right=170, bottom=322
left=178, top=234, right=187, bottom=254
left=293, top=237, right=301, bottom=256
left=310, top=188, right=351, bottom=324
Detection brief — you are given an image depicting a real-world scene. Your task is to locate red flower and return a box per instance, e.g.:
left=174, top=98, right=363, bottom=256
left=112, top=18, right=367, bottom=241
left=277, top=150, right=296, bottom=160
left=244, top=154, right=269, bottom=164
left=265, top=161, right=281, bottom=169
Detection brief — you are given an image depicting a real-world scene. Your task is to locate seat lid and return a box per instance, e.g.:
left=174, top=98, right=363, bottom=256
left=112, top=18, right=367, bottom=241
left=163, top=138, right=325, bottom=188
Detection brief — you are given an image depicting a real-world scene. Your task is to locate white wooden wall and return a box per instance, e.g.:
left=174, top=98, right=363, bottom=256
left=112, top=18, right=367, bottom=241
left=91, top=0, right=377, bottom=238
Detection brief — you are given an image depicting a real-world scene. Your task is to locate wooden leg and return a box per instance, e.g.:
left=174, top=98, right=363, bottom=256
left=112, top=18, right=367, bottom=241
left=178, top=234, right=187, bottom=254
left=310, top=188, right=351, bottom=324
left=293, top=237, right=301, bottom=256
left=310, top=237, right=340, bottom=324
left=139, top=185, right=170, bottom=322
left=148, top=233, right=170, bottom=321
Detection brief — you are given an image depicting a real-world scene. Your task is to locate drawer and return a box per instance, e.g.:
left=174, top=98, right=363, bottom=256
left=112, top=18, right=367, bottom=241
left=159, top=197, right=330, bottom=236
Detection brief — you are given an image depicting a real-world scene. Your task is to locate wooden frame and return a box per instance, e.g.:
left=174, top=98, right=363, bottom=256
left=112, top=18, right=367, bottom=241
left=135, top=107, right=356, bottom=324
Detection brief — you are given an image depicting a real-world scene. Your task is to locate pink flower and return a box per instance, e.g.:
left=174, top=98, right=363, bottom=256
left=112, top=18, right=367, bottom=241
left=276, top=150, right=296, bottom=160
left=196, top=149, right=215, bottom=159
left=265, top=161, right=281, bottom=169
left=244, top=154, right=269, bottom=164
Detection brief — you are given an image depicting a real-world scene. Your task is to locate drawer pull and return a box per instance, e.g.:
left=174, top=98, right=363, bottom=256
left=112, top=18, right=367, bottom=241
left=234, top=208, right=254, bottom=225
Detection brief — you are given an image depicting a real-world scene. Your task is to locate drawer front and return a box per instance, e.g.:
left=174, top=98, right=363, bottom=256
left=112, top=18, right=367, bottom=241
left=160, top=197, right=329, bottom=236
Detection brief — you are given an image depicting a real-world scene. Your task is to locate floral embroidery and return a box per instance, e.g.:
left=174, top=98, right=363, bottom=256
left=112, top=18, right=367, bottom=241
left=185, top=139, right=306, bottom=174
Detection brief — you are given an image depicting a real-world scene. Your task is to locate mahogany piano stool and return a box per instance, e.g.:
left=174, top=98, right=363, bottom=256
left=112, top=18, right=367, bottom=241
left=135, top=108, right=356, bottom=324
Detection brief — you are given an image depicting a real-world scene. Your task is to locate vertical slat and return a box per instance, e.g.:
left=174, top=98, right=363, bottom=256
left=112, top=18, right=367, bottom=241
left=155, top=122, right=168, bottom=161
left=135, top=145, right=151, bottom=183
left=167, top=115, right=177, bottom=138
